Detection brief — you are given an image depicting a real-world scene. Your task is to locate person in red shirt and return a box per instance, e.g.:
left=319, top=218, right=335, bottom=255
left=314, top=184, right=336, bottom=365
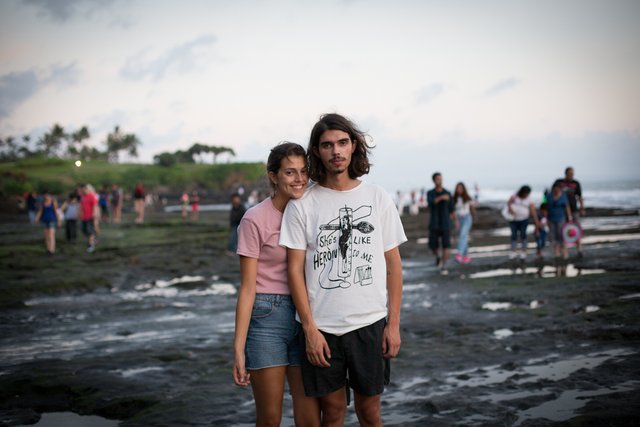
left=81, top=184, right=98, bottom=253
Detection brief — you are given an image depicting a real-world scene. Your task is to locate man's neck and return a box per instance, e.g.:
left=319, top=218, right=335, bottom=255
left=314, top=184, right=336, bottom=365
left=320, top=173, right=360, bottom=191
left=435, top=185, right=443, bottom=192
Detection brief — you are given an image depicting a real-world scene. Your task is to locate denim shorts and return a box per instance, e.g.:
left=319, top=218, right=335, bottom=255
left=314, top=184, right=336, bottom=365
left=245, top=294, right=302, bottom=370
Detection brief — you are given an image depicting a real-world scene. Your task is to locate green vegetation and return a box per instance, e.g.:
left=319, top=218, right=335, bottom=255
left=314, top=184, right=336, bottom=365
left=0, top=156, right=265, bottom=196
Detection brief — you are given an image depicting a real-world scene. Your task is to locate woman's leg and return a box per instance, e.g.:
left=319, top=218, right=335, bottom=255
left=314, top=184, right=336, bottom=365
left=43, top=228, right=50, bottom=252
left=250, top=366, right=287, bottom=427
left=287, top=366, right=320, bottom=427
left=509, top=221, right=518, bottom=250
left=519, top=220, right=529, bottom=252
left=458, top=216, right=471, bottom=256
left=45, top=227, right=55, bottom=253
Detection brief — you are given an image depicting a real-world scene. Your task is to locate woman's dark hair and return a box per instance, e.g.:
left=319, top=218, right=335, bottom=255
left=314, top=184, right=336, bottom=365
left=453, top=182, right=472, bottom=204
left=517, top=185, right=532, bottom=198
left=307, top=113, right=373, bottom=183
left=266, top=142, right=307, bottom=192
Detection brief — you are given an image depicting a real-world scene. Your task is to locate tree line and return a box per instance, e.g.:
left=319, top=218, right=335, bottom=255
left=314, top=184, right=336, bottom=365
left=0, top=124, right=140, bottom=163
left=0, top=124, right=235, bottom=166
left=152, top=143, right=235, bottom=167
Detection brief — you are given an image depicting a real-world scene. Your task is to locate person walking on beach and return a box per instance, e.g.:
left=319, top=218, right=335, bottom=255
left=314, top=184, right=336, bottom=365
left=547, top=183, right=572, bottom=259
left=453, top=182, right=477, bottom=264
left=190, top=190, right=200, bottom=221
left=110, top=184, right=123, bottom=224
left=427, top=172, right=454, bottom=274
left=553, top=167, right=585, bottom=258
left=133, top=182, right=145, bottom=224
left=26, top=191, right=38, bottom=224
left=180, top=191, right=189, bottom=219
left=98, top=186, right=110, bottom=223
left=233, top=142, right=320, bottom=426
left=280, top=113, right=407, bottom=426
left=60, top=192, right=80, bottom=242
left=535, top=203, right=549, bottom=258
left=81, top=184, right=98, bottom=253
left=34, top=190, right=62, bottom=255
left=507, top=185, right=540, bottom=259
left=227, top=193, right=246, bottom=254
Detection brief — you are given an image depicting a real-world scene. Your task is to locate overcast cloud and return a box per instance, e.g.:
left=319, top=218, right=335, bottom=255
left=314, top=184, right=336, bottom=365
left=1, top=0, right=639, bottom=189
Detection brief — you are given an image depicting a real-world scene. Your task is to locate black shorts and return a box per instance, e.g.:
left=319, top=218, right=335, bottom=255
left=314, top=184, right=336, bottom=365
left=300, top=317, right=390, bottom=397
left=429, top=229, right=451, bottom=250
left=81, top=220, right=95, bottom=236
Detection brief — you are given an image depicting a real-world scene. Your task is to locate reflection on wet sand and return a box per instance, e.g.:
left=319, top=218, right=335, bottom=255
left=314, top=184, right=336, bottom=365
left=469, top=263, right=606, bottom=279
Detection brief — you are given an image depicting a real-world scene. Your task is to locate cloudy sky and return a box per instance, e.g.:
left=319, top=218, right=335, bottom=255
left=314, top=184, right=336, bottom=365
left=1, top=0, right=639, bottom=191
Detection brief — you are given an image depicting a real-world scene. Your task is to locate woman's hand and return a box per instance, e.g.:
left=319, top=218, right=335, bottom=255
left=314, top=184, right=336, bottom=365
left=232, top=353, right=250, bottom=387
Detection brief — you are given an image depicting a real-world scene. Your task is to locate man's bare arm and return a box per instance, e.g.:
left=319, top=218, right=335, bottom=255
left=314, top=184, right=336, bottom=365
left=382, top=246, right=403, bottom=358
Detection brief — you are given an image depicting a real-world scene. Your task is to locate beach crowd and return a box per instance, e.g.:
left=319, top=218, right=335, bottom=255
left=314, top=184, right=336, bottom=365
left=23, top=182, right=148, bottom=255
left=394, top=167, right=585, bottom=276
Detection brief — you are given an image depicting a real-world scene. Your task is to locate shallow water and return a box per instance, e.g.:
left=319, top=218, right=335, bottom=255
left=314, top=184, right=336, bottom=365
left=1, top=275, right=237, bottom=365
left=16, top=412, right=119, bottom=427
left=469, top=264, right=606, bottom=279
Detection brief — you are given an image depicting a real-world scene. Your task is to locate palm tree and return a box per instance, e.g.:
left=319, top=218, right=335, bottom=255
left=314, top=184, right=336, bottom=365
left=38, top=124, right=67, bottom=156
left=68, top=126, right=90, bottom=158
left=105, top=126, right=142, bottom=163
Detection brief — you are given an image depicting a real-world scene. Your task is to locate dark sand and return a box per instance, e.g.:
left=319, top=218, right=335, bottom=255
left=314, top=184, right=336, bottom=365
left=1, top=206, right=639, bottom=426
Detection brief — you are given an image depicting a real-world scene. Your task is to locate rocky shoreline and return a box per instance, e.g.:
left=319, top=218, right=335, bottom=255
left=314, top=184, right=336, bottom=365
left=1, top=206, right=639, bottom=426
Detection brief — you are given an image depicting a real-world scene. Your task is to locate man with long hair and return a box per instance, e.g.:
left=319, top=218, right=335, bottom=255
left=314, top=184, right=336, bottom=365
left=280, top=113, right=407, bottom=426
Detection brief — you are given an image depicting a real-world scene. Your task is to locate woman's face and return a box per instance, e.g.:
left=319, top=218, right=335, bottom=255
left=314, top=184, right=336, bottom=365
left=456, top=184, right=463, bottom=195
left=271, top=155, right=308, bottom=200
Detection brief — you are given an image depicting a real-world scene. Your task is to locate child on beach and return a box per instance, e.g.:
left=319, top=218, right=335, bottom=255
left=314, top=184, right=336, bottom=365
left=34, top=190, right=62, bottom=255
left=547, top=183, right=572, bottom=259
left=535, top=202, right=549, bottom=258
left=60, top=193, right=80, bottom=242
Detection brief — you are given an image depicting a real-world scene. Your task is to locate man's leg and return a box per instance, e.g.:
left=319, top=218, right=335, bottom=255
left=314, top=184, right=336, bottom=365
left=429, top=230, right=440, bottom=266
left=354, top=392, right=382, bottom=427
left=318, top=388, right=347, bottom=427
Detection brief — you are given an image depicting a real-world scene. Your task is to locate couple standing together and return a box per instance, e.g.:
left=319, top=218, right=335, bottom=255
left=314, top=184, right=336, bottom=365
left=233, top=113, right=407, bottom=426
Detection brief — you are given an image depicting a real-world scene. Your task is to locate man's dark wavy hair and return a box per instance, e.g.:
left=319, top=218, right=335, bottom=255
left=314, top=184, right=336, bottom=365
left=307, top=113, right=373, bottom=183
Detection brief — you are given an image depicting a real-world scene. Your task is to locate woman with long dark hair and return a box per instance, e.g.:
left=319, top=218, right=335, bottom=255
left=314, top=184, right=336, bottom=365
left=453, top=182, right=477, bottom=264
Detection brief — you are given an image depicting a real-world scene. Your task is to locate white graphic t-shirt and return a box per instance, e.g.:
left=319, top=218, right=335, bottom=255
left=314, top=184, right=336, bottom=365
left=280, top=181, right=407, bottom=335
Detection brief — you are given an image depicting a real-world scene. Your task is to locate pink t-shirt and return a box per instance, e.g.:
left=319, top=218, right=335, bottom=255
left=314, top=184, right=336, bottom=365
left=81, top=192, right=97, bottom=221
left=236, top=197, right=290, bottom=295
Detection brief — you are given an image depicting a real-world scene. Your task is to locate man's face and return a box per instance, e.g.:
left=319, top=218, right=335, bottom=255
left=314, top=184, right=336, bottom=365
left=566, top=168, right=574, bottom=180
left=433, top=174, right=442, bottom=187
left=315, top=129, right=355, bottom=176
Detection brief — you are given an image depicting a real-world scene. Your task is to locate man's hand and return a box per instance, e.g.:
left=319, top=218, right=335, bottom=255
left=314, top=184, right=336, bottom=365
left=305, top=327, right=331, bottom=367
left=382, top=323, right=401, bottom=359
